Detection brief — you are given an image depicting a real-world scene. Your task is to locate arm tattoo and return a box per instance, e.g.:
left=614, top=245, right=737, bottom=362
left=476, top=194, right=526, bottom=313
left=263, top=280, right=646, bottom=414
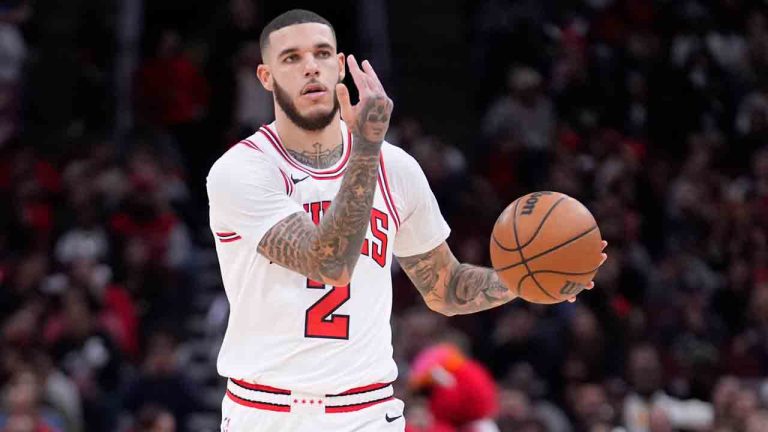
left=258, top=96, right=393, bottom=285
left=287, top=142, right=344, bottom=169
left=398, top=243, right=516, bottom=315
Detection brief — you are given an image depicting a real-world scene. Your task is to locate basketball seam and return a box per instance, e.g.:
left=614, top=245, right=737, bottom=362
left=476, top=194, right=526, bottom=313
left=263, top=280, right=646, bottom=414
left=509, top=200, right=524, bottom=297
left=495, top=225, right=599, bottom=273
left=512, top=267, right=600, bottom=293
left=491, top=196, right=521, bottom=252
left=527, top=266, right=601, bottom=277
left=493, top=196, right=568, bottom=252
left=511, top=199, right=558, bottom=301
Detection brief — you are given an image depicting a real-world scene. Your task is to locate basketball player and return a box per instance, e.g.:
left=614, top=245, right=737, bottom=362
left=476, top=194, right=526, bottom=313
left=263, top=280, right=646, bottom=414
left=207, top=9, right=606, bottom=432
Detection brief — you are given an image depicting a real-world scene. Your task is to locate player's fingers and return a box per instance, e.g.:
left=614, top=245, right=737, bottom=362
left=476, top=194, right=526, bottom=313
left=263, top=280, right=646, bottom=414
left=336, top=82, right=352, bottom=107
left=585, top=281, right=595, bottom=290
left=361, top=60, right=384, bottom=92
left=568, top=297, right=577, bottom=303
left=601, top=240, right=608, bottom=251
left=336, top=83, right=354, bottom=122
left=347, top=55, right=369, bottom=95
left=599, top=253, right=607, bottom=266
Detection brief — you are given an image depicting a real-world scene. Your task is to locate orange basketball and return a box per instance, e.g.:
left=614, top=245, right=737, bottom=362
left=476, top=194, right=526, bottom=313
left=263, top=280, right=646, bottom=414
left=490, top=191, right=603, bottom=304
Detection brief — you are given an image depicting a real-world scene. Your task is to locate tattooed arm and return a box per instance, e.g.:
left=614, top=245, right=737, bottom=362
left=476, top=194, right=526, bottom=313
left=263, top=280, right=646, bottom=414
left=257, top=56, right=393, bottom=286
left=398, top=242, right=517, bottom=316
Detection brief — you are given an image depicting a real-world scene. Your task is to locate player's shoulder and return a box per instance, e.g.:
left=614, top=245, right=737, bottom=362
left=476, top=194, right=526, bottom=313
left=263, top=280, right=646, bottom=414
left=381, top=141, right=422, bottom=176
left=207, top=135, right=276, bottom=186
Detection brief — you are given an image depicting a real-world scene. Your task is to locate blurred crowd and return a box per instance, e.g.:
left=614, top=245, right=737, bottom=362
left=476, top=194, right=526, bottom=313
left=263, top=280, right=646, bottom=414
left=1, top=0, right=768, bottom=431
left=393, top=1, right=768, bottom=431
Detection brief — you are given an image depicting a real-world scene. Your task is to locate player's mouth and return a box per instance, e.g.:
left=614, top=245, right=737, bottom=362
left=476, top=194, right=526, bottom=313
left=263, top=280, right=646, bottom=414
left=301, top=83, right=328, bottom=101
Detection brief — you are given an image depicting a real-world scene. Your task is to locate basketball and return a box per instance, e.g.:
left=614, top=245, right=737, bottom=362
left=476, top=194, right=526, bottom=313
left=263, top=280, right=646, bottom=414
left=490, top=191, right=604, bottom=304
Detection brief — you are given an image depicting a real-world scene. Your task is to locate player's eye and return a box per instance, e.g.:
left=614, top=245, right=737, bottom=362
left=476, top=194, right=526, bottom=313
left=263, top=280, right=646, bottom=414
left=284, top=54, right=299, bottom=63
left=317, top=50, right=332, bottom=59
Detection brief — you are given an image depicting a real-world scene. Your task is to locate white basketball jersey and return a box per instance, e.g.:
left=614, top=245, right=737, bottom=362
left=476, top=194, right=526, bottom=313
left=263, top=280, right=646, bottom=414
left=206, top=120, right=450, bottom=395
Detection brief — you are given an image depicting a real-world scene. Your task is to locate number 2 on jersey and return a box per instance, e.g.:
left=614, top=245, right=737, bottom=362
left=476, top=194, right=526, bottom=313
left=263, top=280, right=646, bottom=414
left=305, top=279, right=350, bottom=339
left=303, top=201, right=350, bottom=339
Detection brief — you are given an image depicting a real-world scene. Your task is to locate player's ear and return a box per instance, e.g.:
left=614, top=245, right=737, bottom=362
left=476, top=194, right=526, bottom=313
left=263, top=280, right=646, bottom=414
left=257, top=64, right=273, bottom=92
left=337, top=52, right=345, bottom=82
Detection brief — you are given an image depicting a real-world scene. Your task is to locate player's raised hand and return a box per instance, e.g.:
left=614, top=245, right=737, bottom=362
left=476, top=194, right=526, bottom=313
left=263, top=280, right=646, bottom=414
left=336, top=55, right=393, bottom=146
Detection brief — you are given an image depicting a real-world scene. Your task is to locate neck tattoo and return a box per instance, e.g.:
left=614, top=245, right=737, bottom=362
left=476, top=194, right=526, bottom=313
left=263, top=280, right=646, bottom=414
left=287, top=142, right=344, bottom=169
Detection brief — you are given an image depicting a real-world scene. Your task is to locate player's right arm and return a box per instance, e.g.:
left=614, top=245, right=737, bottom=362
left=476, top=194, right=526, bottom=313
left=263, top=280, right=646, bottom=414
left=257, top=56, right=393, bottom=286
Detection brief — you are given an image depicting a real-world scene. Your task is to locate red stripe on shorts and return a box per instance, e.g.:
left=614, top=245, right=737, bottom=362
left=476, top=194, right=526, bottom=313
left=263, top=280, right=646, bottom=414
left=226, top=390, right=291, bottom=412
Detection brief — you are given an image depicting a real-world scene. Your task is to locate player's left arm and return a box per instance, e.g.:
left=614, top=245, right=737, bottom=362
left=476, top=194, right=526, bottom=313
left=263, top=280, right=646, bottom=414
left=397, top=242, right=515, bottom=316
left=399, top=240, right=607, bottom=315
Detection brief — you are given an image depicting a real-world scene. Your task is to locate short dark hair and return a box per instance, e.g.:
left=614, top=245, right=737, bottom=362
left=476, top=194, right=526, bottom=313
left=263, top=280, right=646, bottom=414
left=259, top=9, right=336, bottom=55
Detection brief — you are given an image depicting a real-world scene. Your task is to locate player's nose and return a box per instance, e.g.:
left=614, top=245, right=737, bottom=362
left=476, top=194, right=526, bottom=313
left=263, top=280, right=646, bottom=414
left=303, top=55, right=320, bottom=77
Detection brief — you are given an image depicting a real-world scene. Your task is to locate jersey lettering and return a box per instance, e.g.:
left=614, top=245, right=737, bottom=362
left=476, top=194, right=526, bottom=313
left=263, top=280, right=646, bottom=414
left=302, top=201, right=389, bottom=266
left=305, top=201, right=332, bottom=288
left=370, top=209, right=388, bottom=267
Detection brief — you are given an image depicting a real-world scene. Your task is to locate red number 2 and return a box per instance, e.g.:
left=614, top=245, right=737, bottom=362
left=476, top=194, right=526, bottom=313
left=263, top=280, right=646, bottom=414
left=302, top=201, right=351, bottom=339
left=305, top=280, right=350, bottom=339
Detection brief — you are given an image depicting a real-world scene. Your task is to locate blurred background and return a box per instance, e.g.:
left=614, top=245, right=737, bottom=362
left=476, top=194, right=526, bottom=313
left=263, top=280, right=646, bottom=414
left=1, top=0, right=768, bottom=431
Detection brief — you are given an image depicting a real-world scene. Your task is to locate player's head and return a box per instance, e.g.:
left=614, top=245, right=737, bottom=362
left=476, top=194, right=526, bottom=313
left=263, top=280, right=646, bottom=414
left=257, top=9, right=344, bottom=131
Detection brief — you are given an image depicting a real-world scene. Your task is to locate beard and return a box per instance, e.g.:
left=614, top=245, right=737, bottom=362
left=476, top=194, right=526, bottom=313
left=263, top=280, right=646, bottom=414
left=273, top=78, right=339, bottom=131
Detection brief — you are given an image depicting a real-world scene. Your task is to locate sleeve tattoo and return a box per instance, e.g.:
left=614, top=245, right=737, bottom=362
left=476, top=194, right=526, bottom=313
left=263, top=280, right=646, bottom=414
left=398, top=243, right=516, bottom=315
left=257, top=97, right=393, bottom=286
